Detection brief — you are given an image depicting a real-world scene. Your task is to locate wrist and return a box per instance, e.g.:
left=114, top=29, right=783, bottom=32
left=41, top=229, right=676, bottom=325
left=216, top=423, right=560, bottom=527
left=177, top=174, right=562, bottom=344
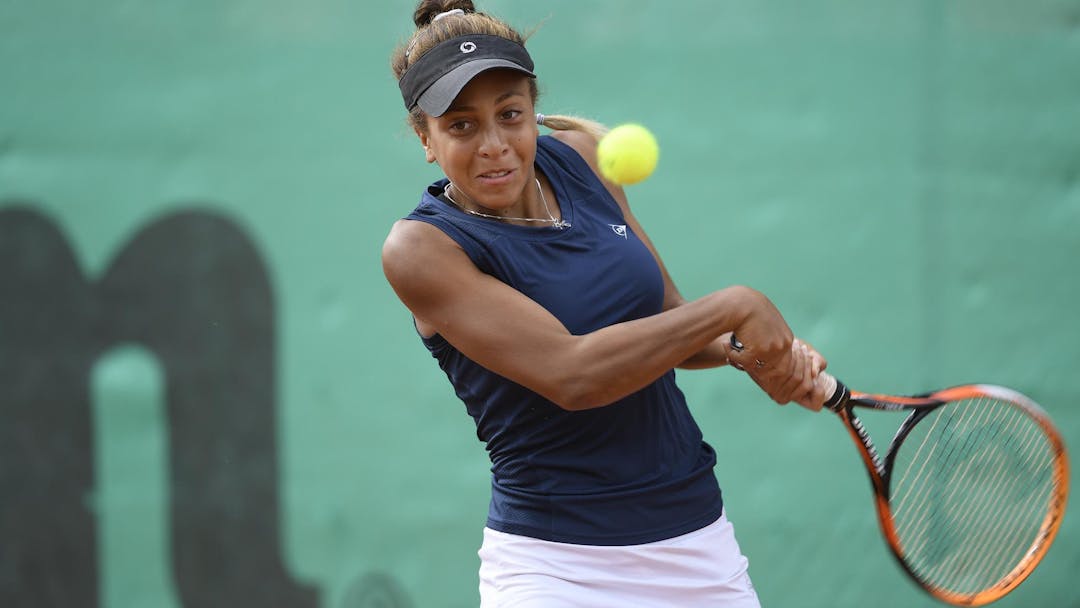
left=714, top=285, right=763, bottom=331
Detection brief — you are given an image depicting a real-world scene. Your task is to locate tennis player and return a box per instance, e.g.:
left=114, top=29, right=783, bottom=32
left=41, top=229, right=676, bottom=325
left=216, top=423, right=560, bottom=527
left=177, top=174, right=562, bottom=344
left=383, top=2, right=827, bottom=605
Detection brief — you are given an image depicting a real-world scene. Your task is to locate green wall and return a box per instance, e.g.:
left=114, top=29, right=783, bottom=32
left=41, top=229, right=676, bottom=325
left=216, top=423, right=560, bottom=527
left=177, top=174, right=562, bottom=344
left=2, top=1, right=1079, bottom=606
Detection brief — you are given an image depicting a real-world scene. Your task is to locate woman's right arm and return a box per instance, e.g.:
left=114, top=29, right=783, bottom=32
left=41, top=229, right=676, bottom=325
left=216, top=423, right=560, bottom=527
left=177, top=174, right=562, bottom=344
left=382, top=219, right=812, bottom=410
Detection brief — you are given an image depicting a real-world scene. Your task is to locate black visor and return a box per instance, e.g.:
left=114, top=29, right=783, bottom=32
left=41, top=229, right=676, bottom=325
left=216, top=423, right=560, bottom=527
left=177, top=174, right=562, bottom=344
left=398, top=34, right=536, bottom=117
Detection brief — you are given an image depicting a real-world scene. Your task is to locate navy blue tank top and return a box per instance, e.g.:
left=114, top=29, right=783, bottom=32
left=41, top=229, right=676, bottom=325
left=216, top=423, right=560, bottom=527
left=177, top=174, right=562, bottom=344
left=405, top=136, right=723, bottom=545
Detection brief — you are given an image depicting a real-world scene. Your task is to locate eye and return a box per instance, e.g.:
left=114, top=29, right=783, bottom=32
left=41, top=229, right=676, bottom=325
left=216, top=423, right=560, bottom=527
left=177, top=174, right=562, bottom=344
left=447, top=120, right=472, bottom=132
left=501, top=109, right=522, bottom=121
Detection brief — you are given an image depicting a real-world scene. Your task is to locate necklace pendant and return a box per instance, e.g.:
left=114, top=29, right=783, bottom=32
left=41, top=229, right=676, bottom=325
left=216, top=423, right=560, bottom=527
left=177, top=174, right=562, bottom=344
left=553, top=219, right=571, bottom=230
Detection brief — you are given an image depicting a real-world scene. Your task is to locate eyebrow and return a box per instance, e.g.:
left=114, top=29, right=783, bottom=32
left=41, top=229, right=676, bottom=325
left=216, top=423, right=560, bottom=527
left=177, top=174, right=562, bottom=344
left=445, top=90, right=525, bottom=114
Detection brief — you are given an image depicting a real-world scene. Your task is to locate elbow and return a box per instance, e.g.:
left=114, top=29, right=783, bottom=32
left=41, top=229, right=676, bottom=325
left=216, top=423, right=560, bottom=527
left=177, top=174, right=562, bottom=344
left=552, top=393, right=609, bottom=412
left=534, top=339, right=633, bottom=411
left=551, top=391, right=617, bottom=412
left=545, top=371, right=621, bottom=412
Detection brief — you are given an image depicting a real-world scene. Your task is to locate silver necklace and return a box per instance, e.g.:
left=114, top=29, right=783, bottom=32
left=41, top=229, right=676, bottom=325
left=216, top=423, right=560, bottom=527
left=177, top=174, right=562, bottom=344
left=443, top=179, right=570, bottom=229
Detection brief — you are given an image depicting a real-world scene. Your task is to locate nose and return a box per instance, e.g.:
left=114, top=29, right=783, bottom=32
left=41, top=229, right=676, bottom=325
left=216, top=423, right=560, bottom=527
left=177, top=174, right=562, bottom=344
left=477, top=124, right=509, bottom=158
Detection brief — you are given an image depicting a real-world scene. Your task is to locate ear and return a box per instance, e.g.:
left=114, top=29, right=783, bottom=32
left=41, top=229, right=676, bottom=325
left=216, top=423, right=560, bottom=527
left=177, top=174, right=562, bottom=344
left=415, top=127, right=436, bottom=164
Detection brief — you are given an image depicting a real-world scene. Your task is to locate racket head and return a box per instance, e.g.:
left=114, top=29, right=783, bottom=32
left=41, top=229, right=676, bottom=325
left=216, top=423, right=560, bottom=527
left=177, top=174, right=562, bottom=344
left=859, top=384, right=1070, bottom=606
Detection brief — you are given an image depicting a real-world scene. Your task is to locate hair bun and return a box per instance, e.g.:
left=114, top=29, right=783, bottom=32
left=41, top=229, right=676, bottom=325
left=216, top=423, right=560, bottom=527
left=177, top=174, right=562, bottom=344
left=413, top=0, right=476, bottom=27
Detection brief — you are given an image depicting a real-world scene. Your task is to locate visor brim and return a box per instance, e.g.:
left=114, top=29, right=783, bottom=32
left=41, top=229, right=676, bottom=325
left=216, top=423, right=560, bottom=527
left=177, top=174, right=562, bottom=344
left=417, top=59, right=536, bottom=117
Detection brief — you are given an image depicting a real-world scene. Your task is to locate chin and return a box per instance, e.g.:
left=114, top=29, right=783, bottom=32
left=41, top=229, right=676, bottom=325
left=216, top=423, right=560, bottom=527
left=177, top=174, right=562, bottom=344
left=473, top=181, right=527, bottom=209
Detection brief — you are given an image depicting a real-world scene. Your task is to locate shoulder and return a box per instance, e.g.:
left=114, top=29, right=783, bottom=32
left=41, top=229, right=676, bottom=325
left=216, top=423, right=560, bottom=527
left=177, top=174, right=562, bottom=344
left=382, top=218, right=465, bottom=288
left=382, top=217, right=494, bottom=338
left=547, top=129, right=627, bottom=205
left=550, top=129, right=600, bottom=169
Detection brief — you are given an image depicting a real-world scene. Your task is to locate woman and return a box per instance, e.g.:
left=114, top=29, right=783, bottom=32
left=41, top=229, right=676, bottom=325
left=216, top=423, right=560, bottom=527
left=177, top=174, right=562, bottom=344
left=383, top=2, right=827, bottom=605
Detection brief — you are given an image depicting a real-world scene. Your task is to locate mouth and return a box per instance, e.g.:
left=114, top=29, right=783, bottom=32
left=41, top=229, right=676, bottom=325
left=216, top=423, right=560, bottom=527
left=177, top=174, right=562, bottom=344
left=477, top=168, right=515, bottom=184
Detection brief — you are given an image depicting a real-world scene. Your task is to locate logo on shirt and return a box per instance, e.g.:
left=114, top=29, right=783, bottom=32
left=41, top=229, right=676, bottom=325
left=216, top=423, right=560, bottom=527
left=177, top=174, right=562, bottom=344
left=609, top=224, right=628, bottom=239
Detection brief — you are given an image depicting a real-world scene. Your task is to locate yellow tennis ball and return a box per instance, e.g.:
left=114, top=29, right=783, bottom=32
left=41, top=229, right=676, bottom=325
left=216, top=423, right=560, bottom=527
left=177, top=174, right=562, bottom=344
left=597, top=123, right=659, bottom=185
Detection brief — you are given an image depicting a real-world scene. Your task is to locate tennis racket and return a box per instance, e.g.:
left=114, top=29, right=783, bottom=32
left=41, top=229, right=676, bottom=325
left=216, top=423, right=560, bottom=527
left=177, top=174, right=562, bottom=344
left=728, top=333, right=1068, bottom=605
left=816, top=372, right=1068, bottom=606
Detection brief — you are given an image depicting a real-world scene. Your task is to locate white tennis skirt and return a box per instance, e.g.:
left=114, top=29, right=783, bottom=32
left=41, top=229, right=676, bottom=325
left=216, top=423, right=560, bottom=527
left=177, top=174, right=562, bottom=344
left=478, top=510, right=761, bottom=607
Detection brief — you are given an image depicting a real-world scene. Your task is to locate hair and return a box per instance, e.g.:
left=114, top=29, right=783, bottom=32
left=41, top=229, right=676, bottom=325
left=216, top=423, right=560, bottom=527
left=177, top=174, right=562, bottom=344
left=391, top=0, right=608, bottom=141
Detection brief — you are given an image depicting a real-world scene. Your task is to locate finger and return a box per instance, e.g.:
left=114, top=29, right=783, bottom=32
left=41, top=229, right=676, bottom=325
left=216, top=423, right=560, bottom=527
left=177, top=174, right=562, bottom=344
left=790, top=345, right=825, bottom=412
left=770, top=348, right=799, bottom=404
left=809, top=346, right=827, bottom=373
left=798, top=337, right=828, bottom=373
left=727, top=349, right=748, bottom=371
left=720, top=332, right=736, bottom=360
left=767, top=344, right=805, bottom=404
left=795, top=342, right=816, bottom=403
left=802, top=372, right=833, bottom=412
left=789, top=344, right=814, bottom=403
left=793, top=392, right=824, bottom=412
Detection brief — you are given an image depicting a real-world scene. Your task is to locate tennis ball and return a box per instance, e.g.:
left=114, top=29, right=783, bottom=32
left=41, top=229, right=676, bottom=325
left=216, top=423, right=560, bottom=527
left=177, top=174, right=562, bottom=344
left=597, top=123, right=659, bottom=185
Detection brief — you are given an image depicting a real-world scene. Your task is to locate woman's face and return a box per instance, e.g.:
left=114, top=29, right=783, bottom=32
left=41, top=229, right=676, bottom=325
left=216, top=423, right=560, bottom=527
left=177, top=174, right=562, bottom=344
left=417, top=69, right=538, bottom=212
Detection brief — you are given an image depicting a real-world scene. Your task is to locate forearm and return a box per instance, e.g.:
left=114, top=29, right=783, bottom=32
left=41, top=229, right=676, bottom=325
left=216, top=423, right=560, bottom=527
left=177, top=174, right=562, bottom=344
left=676, top=334, right=732, bottom=370
left=553, top=287, right=760, bottom=409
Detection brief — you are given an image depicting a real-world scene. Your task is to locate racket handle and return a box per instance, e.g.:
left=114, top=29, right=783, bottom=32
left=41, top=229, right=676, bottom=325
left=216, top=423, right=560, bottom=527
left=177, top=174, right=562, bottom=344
left=819, top=373, right=850, bottom=411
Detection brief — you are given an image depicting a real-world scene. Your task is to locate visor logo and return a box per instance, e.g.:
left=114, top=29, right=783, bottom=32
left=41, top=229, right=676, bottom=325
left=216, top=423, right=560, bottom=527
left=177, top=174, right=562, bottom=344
left=460, top=41, right=477, bottom=53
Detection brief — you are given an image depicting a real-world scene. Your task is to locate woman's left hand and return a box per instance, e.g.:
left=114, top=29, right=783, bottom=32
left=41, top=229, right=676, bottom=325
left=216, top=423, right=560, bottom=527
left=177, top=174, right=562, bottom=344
left=727, top=336, right=827, bottom=409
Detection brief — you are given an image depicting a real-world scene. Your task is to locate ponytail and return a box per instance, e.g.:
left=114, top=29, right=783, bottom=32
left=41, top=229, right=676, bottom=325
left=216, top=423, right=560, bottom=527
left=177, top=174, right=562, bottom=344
left=537, top=113, right=609, bottom=142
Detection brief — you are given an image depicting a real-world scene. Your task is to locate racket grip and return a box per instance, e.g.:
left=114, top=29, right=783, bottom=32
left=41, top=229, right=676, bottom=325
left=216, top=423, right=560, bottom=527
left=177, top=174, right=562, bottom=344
left=819, top=373, right=850, bottom=411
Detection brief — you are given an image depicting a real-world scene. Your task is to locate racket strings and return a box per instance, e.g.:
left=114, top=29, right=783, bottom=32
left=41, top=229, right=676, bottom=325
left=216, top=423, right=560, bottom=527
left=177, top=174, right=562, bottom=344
left=889, top=402, right=992, bottom=556
left=896, top=398, right=1006, bottom=546
left=887, top=396, right=1056, bottom=595
left=895, top=400, right=1051, bottom=591
left=889, top=404, right=992, bottom=574
left=896, top=407, right=1041, bottom=591
left=958, top=424, right=1051, bottom=585
left=912, top=403, right=1049, bottom=590
left=917, top=406, right=1046, bottom=586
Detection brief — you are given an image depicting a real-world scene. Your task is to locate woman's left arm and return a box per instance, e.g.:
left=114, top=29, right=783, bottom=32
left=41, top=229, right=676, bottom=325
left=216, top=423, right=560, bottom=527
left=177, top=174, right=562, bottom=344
left=552, top=129, right=731, bottom=369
